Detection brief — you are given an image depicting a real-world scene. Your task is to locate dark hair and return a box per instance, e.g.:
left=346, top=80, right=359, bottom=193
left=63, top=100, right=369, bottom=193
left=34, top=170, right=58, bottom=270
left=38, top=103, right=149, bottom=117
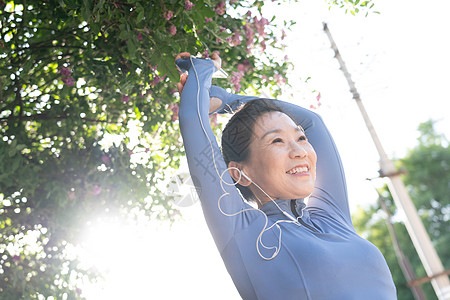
left=221, top=99, right=291, bottom=202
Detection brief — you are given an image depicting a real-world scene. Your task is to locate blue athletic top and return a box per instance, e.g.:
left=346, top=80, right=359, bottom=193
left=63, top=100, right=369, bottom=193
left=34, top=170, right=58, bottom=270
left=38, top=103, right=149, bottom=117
left=178, top=58, right=397, bottom=300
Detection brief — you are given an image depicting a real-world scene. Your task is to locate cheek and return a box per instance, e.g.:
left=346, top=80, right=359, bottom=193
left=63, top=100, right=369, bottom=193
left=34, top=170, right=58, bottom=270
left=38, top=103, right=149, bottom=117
left=308, top=146, right=318, bottom=168
left=248, top=148, right=281, bottom=176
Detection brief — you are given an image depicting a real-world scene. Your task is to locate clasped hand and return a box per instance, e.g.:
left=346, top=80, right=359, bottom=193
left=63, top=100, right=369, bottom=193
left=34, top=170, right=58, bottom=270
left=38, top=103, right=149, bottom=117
left=175, top=51, right=223, bottom=114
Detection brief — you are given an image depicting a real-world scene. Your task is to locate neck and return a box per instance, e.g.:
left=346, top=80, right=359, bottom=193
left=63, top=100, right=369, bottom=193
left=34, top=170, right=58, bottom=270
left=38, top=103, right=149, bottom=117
left=254, top=192, right=276, bottom=209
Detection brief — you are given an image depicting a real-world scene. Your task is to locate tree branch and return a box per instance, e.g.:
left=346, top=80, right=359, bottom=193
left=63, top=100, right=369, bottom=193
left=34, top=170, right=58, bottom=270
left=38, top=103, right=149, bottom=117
left=0, top=113, right=119, bottom=124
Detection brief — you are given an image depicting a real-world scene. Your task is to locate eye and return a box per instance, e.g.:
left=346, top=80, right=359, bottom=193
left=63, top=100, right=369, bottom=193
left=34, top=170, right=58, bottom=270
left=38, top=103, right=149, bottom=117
left=272, top=138, right=283, bottom=143
left=298, top=135, right=307, bottom=141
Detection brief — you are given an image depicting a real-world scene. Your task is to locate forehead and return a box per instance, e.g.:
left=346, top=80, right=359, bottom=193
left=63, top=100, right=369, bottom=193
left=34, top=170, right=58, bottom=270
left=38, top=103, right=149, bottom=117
left=253, top=111, right=300, bottom=137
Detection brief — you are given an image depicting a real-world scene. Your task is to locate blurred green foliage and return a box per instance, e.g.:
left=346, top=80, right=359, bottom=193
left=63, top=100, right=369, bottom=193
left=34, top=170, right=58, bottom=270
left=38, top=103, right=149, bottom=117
left=353, top=120, right=450, bottom=300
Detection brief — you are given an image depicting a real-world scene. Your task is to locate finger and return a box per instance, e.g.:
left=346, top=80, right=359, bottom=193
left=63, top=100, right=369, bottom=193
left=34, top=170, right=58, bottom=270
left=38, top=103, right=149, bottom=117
left=177, top=82, right=183, bottom=94
left=175, top=52, right=191, bottom=61
left=180, top=73, right=187, bottom=85
left=177, top=74, right=188, bottom=93
left=211, top=51, right=220, bottom=59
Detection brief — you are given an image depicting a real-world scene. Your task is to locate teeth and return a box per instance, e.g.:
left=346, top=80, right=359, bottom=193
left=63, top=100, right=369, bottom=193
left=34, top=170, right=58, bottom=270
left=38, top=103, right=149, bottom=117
left=287, top=167, right=308, bottom=174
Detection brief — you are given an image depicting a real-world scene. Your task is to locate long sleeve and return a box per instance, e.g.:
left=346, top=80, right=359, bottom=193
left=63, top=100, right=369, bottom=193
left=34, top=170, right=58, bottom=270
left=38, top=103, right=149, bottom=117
left=209, top=85, right=353, bottom=229
left=179, top=75, right=395, bottom=299
left=178, top=59, right=261, bottom=252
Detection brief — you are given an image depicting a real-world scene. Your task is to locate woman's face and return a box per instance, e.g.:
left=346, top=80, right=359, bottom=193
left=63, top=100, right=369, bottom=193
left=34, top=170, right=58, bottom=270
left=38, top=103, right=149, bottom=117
left=240, top=111, right=317, bottom=204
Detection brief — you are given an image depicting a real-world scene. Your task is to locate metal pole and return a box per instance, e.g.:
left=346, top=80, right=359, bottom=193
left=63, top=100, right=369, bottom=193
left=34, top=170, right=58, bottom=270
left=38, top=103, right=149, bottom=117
left=323, top=22, right=450, bottom=300
left=377, top=194, right=427, bottom=300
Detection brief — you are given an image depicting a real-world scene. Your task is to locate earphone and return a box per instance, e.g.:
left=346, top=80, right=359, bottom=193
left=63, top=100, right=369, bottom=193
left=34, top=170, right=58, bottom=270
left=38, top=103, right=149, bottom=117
left=186, top=56, right=303, bottom=260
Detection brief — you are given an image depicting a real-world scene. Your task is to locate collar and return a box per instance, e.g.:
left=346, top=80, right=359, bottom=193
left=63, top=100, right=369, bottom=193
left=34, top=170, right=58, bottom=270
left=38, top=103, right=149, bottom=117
left=260, top=198, right=307, bottom=218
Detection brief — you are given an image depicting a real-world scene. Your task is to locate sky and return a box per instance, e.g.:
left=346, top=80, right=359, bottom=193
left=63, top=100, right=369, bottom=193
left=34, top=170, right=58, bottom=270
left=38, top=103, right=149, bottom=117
left=82, top=1, right=450, bottom=299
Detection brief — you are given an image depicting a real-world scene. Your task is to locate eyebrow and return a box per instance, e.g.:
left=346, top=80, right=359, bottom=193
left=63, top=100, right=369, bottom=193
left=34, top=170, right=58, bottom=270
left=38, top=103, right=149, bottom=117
left=260, top=126, right=304, bottom=140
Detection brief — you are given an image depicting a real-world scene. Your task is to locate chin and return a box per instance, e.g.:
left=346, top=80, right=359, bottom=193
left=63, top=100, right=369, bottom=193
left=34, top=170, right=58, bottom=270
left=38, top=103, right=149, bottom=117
left=295, top=188, right=314, bottom=199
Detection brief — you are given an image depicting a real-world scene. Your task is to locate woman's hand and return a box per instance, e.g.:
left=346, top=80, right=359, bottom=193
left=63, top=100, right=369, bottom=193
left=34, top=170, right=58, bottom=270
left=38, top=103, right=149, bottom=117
left=175, top=51, right=223, bottom=114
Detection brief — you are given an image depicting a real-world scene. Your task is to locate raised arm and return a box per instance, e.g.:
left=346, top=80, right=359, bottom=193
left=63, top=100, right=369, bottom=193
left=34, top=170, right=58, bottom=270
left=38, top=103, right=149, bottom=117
left=177, top=57, right=261, bottom=251
left=209, top=85, right=353, bottom=229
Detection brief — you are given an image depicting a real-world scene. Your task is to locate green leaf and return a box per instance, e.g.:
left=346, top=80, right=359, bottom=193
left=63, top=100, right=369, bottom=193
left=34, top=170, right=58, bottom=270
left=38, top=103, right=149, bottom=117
left=127, top=39, right=137, bottom=59
left=82, top=0, right=92, bottom=20
left=119, top=29, right=129, bottom=40
left=137, top=10, right=145, bottom=23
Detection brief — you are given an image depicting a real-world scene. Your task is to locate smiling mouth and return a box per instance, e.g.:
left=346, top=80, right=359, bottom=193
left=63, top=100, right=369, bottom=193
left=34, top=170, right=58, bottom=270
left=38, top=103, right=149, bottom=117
left=286, top=166, right=309, bottom=175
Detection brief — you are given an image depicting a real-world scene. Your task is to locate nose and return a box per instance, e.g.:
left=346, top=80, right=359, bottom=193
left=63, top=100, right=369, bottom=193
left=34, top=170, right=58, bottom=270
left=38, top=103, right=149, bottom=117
left=289, top=141, right=307, bottom=159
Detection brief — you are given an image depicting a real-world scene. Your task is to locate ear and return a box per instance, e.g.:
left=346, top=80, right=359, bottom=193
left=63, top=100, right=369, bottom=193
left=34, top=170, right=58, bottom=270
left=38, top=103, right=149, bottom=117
left=228, top=161, right=252, bottom=187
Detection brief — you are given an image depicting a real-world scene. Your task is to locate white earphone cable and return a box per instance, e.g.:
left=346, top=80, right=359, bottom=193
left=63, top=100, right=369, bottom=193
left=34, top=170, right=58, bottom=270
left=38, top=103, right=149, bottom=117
left=189, top=56, right=301, bottom=260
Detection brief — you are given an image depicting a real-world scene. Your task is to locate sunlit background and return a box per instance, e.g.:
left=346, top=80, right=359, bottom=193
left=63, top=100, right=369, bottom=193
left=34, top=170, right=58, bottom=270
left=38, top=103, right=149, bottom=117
left=71, top=0, right=450, bottom=298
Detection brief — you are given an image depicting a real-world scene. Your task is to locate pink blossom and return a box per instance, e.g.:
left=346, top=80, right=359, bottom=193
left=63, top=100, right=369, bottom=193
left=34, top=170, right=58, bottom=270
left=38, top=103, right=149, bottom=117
left=76, top=288, right=82, bottom=296
left=237, top=60, right=251, bottom=72
left=12, top=255, right=21, bottom=261
left=316, top=92, right=321, bottom=102
left=231, top=71, right=244, bottom=92
left=62, top=77, right=75, bottom=86
left=243, top=23, right=254, bottom=46
left=261, top=75, right=268, bottom=82
left=169, top=88, right=177, bottom=95
left=260, top=40, right=266, bottom=52
left=169, top=24, right=177, bottom=36
left=101, top=155, right=111, bottom=164
left=216, top=38, right=222, bottom=43
left=150, top=75, right=162, bottom=86
left=215, top=2, right=226, bottom=15
left=274, top=74, right=286, bottom=84
left=92, top=185, right=102, bottom=195
left=205, top=17, right=212, bottom=23
left=169, top=103, right=179, bottom=121
left=281, top=29, right=287, bottom=40
left=246, top=10, right=252, bottom=17
left=284, top=55, right=288, bottom=61
left=137, top=32, right=143, bottom=41
left=219, top=26, right=226, bottom=32
left=185, top=0, right=194, bottom=10
left=310, top=105, right=317, bottom=110
left=121, top=95, right=130, bottom=103
left=231, top=30, right=241, bottom=46
left=203, top=50, right=209, bottom=58
left=60, top=66, right=72, bottom=77
left=163, top=10, right=174, bottom=21
left=209, top=114, right=218, bottom=127
left=254, top=16, right=269, bottom=38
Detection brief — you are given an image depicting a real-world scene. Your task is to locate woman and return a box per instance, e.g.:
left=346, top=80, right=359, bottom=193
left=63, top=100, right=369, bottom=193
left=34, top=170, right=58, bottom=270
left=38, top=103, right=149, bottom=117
left=175, top=52, right=397, bottom=300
